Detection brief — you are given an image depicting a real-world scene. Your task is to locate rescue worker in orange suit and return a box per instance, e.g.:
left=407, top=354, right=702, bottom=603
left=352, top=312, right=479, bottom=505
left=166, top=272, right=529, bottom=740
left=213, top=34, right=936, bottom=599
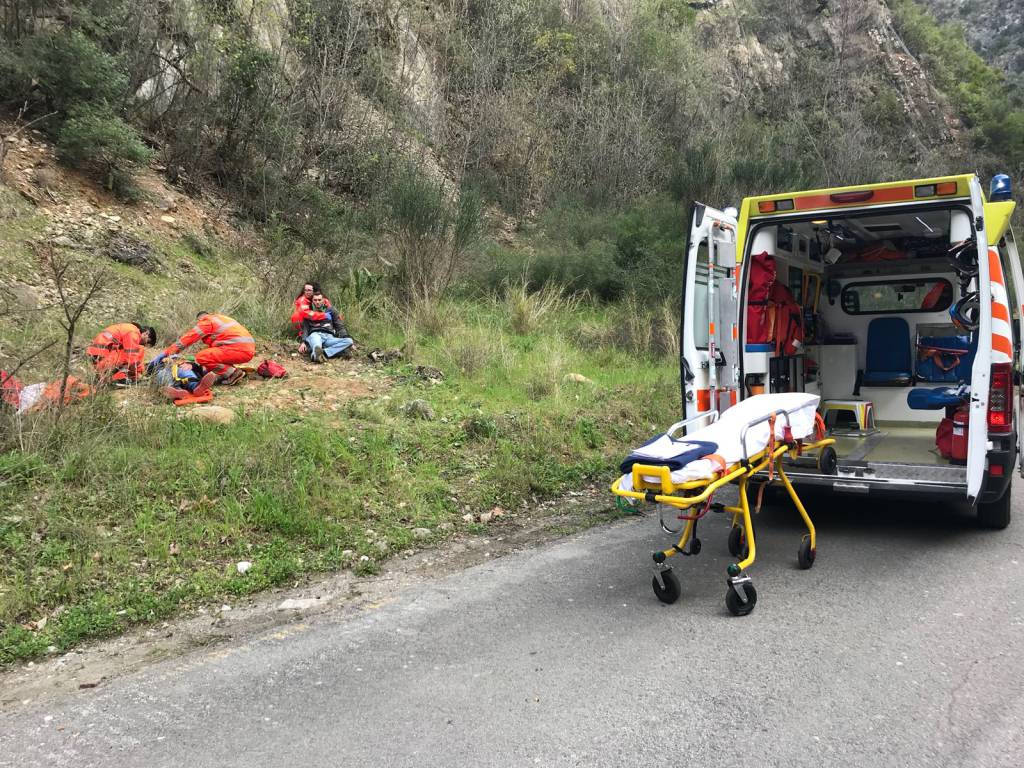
left=85, top=322, right=157, bottom=386
left=149, top=312, right=254, bottom=388
left=290, top=281, right=333, bottom=339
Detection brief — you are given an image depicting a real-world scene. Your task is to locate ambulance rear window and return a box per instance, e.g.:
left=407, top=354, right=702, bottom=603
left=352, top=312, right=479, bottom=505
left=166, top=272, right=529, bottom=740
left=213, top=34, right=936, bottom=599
left=840, top=278, right=953, bottom=315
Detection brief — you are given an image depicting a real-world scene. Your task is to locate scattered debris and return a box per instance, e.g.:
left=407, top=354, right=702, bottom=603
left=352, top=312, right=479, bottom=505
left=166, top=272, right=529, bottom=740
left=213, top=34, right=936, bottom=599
left=107, top=233, right=160, bottom=273
left=401, top=399, right=435, bottom=421
left=367, top=348, right=403, bottom=364
left=415, top=365, right=444, bottom=382
left=563, top=373, right=593, bottom=385
left=276, top=597, right=319, bottom=611
left=236, top=561, right=253, bottom=575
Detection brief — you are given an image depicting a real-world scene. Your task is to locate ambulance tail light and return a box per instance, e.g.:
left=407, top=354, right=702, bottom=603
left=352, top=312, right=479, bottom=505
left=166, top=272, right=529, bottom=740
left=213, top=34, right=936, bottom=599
left=988, top=363, right=1013, bottom=434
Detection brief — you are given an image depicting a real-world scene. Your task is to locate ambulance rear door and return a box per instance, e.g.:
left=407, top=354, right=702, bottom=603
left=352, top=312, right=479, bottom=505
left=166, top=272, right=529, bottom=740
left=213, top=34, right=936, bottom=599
left=680, top=203, right=740, bottom=427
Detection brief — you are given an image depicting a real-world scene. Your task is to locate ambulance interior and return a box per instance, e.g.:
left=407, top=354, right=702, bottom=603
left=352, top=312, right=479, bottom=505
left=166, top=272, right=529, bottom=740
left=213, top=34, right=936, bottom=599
left=742, top=207, right=991, bottom=475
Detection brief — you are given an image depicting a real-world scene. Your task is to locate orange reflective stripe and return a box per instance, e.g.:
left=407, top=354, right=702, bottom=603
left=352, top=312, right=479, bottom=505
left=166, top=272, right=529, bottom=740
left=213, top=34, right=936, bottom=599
left=989, top=249, right=1005, bottom=285
left=993, top=302, right=1010, bottom=323
left=696, top=389, right=711, bottom=412
left=993, top=335, right=1013, bottom=357
left=217, top=336, right=255, bottom=346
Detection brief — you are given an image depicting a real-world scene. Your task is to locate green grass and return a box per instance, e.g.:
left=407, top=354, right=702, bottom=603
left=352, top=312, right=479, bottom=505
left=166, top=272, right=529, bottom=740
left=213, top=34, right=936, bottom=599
left=0, top=296, right=679, bottom=663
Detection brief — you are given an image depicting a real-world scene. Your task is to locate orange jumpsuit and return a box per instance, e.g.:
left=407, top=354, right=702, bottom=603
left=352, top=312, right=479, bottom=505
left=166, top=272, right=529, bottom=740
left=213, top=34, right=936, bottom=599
left=163, top=314, right=255, bottom=377
left=86, top=323, right=146, bottom=383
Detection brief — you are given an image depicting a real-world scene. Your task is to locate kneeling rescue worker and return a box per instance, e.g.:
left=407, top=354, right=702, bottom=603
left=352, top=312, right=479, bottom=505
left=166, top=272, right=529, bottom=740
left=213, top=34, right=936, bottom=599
left=86, top=322, right=157, bottom=385
left=150, top=311, right=254, bottom=388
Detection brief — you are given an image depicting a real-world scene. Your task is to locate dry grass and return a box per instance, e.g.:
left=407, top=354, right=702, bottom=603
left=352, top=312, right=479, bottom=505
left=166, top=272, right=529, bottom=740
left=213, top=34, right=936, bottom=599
left=502, top=275, right=582, bottom=336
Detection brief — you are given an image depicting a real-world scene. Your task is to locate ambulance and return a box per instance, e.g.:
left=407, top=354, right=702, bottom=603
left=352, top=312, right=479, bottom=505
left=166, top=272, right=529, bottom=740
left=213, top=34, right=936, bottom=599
left=681, top=174, right=1020, bottom=528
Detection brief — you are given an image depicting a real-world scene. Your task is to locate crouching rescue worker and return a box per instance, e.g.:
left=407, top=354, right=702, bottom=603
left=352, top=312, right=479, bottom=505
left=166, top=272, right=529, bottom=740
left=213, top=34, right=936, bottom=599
left=150, top=312, right=254, bottom=387
left=86, top=322, right=156, bottom=386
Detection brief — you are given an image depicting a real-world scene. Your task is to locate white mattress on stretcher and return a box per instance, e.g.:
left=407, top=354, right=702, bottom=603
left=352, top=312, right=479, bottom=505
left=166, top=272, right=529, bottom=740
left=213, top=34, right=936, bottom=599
left=619, top=393, right=820, bottom=490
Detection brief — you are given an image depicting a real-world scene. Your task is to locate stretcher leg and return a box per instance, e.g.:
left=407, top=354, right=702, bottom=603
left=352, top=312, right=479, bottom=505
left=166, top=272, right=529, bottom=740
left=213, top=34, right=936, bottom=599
left=733, top=476, right=757, bottom=573
left=776, top=459, right=817, bottom=569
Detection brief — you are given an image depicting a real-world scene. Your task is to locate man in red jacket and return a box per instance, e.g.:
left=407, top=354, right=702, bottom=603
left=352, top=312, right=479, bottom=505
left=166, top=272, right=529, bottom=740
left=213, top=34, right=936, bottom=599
left=290, top=282, right=335, bottom=339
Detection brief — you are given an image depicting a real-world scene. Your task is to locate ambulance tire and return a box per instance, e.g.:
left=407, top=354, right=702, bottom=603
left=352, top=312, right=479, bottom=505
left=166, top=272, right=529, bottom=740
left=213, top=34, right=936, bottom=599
left=652, top=569, right=681, bottom=604
left=977, top=481, right=1012, bottom=530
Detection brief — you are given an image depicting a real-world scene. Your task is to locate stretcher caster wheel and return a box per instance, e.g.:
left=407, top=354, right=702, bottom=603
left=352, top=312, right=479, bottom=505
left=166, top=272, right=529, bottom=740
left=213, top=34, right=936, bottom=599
left=652, top=569, right=681, bottom=604
left=727, top=526, right=748, bottom=558
left=797, top=537, right=816, bottom=569
left=725, top=581, right=757, bottom=616
left=818, top=446, right=838, bottom=475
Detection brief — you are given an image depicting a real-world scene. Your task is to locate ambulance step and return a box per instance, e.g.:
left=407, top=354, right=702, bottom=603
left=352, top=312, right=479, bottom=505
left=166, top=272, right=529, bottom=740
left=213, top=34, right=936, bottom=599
left=836, top=461, right=967, bottom=486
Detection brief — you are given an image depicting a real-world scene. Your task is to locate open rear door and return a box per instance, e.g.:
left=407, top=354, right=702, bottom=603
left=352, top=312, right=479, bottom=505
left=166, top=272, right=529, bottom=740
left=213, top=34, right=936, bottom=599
left=680, top=203, right=740, bottom=428
left=967, top=178, right=994, bottom=502
left=1000, top=227, right=1024, bottom=478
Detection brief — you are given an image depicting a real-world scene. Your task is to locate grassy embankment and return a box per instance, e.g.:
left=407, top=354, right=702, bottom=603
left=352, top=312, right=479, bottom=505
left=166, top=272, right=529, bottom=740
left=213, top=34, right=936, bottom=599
left=0, top=204, right=681, bottom=663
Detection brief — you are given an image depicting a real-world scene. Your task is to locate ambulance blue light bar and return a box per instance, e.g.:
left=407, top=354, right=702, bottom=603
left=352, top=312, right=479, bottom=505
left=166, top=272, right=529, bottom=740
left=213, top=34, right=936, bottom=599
left=990, top=174, right=1012, bottom=201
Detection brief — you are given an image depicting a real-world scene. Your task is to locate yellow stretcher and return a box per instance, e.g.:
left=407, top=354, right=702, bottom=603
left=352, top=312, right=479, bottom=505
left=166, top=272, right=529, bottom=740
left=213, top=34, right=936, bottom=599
left=611, top=407, right=836, bottom=616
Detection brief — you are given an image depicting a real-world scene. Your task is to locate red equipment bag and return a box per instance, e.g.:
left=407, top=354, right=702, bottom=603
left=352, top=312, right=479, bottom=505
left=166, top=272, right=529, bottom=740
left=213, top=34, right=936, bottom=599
left=936, top=405, right=970, bottom=463
left=746, top=251, right=777, bottom=345
left=256, top=359, right=288, bottom=379
left=768, top=281, right=805, bottom=356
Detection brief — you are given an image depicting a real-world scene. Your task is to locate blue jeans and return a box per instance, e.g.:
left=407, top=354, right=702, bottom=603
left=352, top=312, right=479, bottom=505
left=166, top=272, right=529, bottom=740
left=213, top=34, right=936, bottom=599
left=304, top=332, right=353, bottom=359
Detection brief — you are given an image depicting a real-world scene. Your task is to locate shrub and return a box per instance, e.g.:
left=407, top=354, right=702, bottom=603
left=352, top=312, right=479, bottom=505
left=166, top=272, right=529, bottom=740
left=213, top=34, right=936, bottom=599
left=1, top=29, right=127, bottom=116
left=57, top=103, right=153, bottom=194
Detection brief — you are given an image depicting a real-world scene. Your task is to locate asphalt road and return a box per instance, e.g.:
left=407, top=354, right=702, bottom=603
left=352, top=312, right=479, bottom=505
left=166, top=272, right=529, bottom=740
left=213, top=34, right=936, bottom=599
left=3, top=487, right=1024, bottom=768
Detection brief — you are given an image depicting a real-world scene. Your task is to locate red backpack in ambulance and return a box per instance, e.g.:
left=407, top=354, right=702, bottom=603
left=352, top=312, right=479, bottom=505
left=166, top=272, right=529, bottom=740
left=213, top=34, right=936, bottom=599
left=746, top=251, right=776, bottom=345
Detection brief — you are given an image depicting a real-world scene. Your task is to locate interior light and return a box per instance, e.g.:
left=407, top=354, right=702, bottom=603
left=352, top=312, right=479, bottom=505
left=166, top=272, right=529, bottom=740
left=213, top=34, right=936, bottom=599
left=811, top=219, right=828, bottom=225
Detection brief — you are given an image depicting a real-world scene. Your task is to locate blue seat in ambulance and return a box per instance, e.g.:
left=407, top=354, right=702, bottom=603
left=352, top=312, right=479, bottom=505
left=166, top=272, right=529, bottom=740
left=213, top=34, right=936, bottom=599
left=862, top=317, right=913, bottom=386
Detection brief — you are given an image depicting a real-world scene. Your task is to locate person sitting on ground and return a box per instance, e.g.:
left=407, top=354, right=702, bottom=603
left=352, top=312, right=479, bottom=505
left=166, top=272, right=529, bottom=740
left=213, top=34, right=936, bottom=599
left=299, top=290, right=354, bottom=363
left=149, top=311, right=254, bottom=387
left=155, top=357, right=210, bottom=402
left=85, top=322, right=157, bottom=386
left=290, top=281, right=334, bottom=339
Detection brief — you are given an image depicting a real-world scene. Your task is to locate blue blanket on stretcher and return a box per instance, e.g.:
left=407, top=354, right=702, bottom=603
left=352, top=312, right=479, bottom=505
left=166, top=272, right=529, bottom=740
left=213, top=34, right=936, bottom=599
left=619, top=435, right=718, bottom=474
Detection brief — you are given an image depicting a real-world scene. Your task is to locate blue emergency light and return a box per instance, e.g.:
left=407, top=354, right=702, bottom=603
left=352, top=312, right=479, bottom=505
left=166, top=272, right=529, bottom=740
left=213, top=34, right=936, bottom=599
left=990, top=173, right=1012, bottom=201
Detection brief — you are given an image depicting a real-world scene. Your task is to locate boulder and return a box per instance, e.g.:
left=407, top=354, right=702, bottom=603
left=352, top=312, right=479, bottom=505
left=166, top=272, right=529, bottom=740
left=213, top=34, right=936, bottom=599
left=183, top=405, right=235, bottom=425
left=107, top=233, right=160, bottom=273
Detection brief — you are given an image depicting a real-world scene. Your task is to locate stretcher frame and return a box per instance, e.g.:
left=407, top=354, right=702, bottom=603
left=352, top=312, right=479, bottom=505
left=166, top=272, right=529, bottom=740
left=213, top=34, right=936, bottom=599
left=611, top=406, right=836, bottom=615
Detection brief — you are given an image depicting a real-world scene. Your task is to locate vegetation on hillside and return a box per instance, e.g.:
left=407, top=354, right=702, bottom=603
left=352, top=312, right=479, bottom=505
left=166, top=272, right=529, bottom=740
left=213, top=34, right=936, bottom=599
left=2, top=0, right=1023, bottom=661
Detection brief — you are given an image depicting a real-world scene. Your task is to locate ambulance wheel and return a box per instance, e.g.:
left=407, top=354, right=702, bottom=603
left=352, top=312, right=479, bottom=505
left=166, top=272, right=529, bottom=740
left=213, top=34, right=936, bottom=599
left=797, top=537, right=816, bottom=570
left=725, top=582, right=757, bottom=616
left=727, top=525, right=748, bottom=558
left=977, top=481, right=1012, bottom=530
left=652, top=569, right=681, bottom=604
left=818, top=446, right=838, bottom=475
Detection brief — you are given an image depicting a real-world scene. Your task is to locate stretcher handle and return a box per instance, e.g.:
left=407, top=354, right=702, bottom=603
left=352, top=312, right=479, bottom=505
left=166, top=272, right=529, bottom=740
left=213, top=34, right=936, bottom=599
left=739, top=408, right=793, bottom=463
left=665, top=410, right=719, bottom=439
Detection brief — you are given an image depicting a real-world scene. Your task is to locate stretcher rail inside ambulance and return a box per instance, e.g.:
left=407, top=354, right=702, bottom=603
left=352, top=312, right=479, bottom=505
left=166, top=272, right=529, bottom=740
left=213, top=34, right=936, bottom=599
left=678, top=173, right=1020, bottom=530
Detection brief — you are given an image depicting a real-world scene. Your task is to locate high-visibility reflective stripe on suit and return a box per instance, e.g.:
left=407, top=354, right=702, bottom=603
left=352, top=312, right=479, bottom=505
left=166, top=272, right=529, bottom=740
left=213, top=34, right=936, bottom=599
left=163, top=314, right=255, bottom=375
left=86, top=323, right=145, bottom=383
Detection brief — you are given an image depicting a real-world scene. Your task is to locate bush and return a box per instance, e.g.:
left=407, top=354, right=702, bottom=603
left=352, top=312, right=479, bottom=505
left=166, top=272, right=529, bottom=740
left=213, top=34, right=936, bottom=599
left=1, top=29, right=127, bottom=116
left=57, top=103, right=153, bottom=194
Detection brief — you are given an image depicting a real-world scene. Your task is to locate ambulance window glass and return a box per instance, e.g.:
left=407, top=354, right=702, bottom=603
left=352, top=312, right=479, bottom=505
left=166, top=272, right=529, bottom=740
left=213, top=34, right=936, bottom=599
left=840, top=279, right=953, bottom=315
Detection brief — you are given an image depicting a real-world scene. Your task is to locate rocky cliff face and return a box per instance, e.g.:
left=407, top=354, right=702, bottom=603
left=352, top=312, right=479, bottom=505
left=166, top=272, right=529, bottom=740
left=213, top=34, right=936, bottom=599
left=914, top=0, right=1023, bottom=84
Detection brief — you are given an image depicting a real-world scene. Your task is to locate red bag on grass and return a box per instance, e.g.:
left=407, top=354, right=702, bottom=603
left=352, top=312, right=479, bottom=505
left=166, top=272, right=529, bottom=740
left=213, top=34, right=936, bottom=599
left=256, top=359, right=288, bottom=379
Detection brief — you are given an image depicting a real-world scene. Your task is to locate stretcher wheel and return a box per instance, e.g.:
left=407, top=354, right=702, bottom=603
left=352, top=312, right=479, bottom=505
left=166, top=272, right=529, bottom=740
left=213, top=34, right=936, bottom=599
left=818, top=446, right=838, bottom=475
left=725, top=582, right=757, bottom=616
left=652, top=569, right=681, bottom=604
left=797, top=537, right=816, bottom=570
left=727, top=526, right=748, bottom=558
